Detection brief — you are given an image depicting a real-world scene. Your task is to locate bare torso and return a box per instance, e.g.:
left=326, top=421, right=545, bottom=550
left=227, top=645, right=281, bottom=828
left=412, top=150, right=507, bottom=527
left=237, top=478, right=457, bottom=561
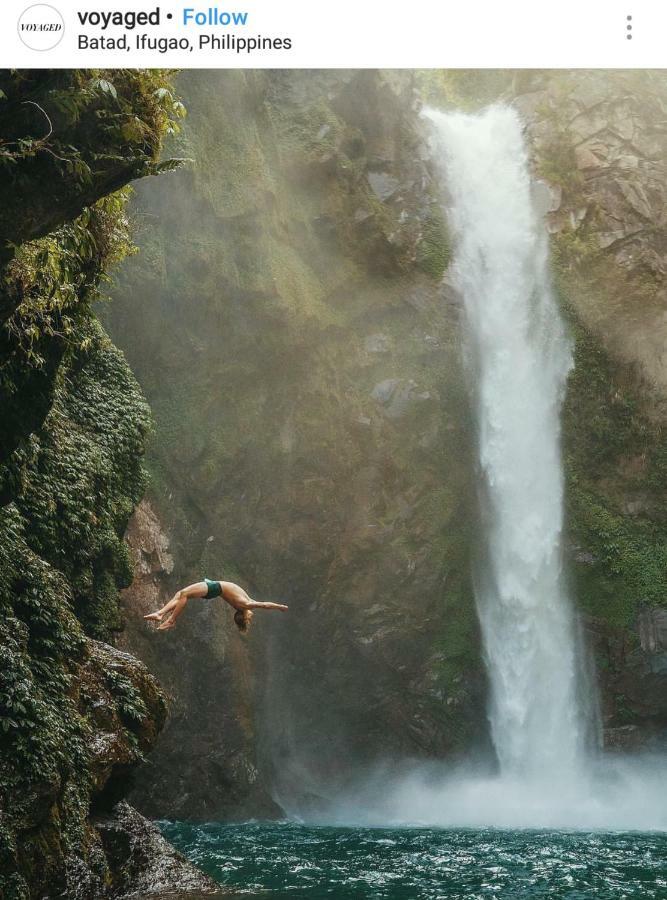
left=218, top=581, right=253, bottom=610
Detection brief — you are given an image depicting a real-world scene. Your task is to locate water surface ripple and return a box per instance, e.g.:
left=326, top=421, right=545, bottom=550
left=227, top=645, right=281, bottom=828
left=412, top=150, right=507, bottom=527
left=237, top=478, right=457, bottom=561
left=159, top=821, right=667, bottom=899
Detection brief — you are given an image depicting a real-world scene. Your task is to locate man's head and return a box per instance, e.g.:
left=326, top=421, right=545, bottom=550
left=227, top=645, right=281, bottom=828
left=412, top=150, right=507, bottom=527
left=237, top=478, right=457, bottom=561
left=234, top=608, right=253, bottom=633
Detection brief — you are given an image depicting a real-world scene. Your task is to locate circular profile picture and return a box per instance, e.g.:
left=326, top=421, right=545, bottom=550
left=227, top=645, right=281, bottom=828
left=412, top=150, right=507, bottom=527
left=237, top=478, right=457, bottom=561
left=17, top=4, right=65, bottom=51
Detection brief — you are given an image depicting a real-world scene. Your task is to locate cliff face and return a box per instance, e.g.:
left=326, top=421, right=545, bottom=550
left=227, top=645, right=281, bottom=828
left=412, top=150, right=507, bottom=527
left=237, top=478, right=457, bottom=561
left=116, top=500, right=279, bottom=820
left=107, top=70, right=485, bottom=816
left=0, top=70, right=216, bottom=898
left=108, top=69, right=667, bottom=821
left=517, top=71, right=667, bottom=749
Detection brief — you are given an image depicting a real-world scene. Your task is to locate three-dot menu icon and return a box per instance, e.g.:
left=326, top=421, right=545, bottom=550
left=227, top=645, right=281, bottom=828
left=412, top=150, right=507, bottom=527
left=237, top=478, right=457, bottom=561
left=627, top=15, right=633, bottom=40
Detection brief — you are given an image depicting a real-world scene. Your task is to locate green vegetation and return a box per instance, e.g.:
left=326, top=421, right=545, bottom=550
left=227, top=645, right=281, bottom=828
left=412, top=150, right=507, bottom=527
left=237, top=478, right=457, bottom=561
left=546, top=162, right=667, bottom=630
left=0, top=69, right=179, bottom=898
left=534, top=89, right=586, bottom=201
left=0, top=69, right=185, bottom=259
left=0, top=322, right=154, bottom=899
left=16, top=321, right=151, bottom=637
left=527, top=70, right=667, bottom=633
left=416, top=208, right=450, bottom=279
left=0, top=69, right=185, bottom=502
left=562, top=311, right=667, bottom=626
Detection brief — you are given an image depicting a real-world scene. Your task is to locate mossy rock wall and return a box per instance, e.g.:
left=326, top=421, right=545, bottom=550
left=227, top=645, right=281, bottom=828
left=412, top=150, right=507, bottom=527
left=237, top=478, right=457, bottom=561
left=516, top=71, right=667, bottom=747
left=0, top=70, right=190, bottom=898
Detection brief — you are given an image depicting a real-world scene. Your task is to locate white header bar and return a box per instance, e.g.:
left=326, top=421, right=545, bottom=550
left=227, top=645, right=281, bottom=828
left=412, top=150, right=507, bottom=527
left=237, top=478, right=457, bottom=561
left=1, top=0, right=664, bottom=69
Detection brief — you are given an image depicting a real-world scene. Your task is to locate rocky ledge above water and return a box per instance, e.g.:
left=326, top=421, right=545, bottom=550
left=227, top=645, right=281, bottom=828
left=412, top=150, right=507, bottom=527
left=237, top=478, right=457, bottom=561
left=94, top=802, right=221, bottom=898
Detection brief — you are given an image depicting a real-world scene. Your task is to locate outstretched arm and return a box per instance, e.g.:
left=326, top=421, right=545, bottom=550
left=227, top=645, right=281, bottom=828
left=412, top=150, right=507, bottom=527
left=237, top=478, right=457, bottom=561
left=248, top=600, right=289, bottom=612
left=223, top=582, right=288, bottom=613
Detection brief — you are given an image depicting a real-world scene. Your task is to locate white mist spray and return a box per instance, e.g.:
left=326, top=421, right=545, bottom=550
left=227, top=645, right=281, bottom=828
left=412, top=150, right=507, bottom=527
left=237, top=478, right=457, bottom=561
left=427, top=105, right=585, bottom=779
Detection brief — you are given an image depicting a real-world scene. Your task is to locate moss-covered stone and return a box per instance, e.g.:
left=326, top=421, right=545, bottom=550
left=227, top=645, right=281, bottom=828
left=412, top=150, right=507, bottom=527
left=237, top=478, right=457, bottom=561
left=562, top=312, right=667, bottom=627
left=0, top=68, right=182, bottom=898
left=0, top=323, right=161, bottom=896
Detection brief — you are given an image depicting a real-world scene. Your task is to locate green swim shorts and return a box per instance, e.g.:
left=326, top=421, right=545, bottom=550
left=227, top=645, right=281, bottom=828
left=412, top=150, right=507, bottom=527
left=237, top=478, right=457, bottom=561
left=203, top=578, right=222, bottom=599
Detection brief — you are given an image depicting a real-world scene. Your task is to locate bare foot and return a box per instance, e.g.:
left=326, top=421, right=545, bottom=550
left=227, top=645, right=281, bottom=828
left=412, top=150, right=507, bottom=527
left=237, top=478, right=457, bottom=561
left=157, top=617, right=176, bottom=631
left=144, top=611, right=164, bottom=622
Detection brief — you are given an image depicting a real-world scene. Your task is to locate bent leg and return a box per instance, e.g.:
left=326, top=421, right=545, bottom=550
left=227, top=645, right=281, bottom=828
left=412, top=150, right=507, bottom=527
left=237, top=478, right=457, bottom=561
left=180, top=581, right=210, bottom=600
left=144, top=582, right=209, bottom=626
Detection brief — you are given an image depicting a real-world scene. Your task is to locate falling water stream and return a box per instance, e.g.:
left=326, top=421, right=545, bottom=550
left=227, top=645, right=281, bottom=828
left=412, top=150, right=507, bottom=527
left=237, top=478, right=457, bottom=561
left=427, top=105, right=586, bottom=781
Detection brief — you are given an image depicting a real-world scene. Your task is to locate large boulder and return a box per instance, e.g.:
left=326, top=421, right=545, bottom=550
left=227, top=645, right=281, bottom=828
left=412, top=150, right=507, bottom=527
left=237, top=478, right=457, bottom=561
left=95, top=802, right=222, bottom=898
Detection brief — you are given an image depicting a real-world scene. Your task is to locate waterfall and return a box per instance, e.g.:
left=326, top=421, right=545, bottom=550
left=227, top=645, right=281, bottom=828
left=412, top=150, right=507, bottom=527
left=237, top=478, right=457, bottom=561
left=427, top=106, right=587, bottom=780
left=324, top=107, right=666, bottom=830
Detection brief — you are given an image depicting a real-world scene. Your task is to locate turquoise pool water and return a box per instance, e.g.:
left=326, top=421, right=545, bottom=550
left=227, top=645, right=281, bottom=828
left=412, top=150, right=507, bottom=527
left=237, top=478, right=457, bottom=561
left=159, top=821, right=667, bottom=898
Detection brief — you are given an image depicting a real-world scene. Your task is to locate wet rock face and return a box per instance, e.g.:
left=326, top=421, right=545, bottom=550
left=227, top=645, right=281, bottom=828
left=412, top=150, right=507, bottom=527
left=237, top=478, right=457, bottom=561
left=522, top=80, right=667, bottom=252
left=117, top=501, right=279, bottom=821
left=517, top=72, right=667, bottom=747
left=95, top=802, right=221, bottom=898
left=589, top=608, right=667, bottom=751
left=519, top=72, right=667, bottom=395
left=371, top=378, right=434, bottom=419
left=4, top=636, right=170, bottom=898
left=80, top=640, right=166, bottom=803
left=74, top=642, right=169, bottom=893
left=638, top=608, right=667, bottom=667
left=125, top=500, right=175, bottom=581
left=107, top=69, right=483, bottom=815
